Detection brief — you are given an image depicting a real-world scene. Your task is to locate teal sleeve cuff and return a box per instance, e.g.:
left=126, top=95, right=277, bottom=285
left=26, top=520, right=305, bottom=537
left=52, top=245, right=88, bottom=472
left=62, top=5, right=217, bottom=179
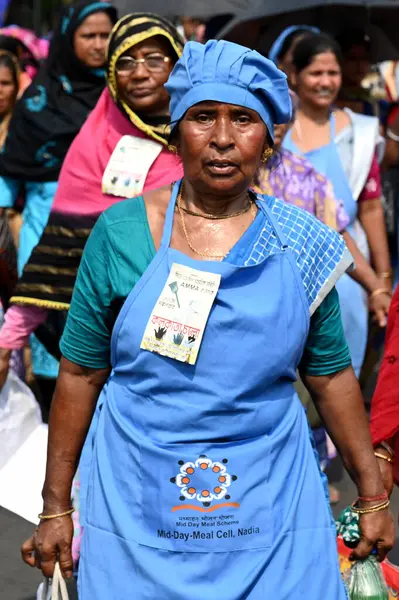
left=300, top=287, right=352, bottom=376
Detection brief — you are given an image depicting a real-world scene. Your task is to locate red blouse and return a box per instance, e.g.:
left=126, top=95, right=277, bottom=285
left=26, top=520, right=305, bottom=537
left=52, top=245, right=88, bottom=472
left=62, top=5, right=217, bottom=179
left=358, top=154, right=382, bottom=202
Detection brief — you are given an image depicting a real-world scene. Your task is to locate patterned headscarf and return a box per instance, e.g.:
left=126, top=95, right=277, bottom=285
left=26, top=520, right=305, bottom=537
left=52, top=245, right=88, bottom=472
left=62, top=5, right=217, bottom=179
left=0, top=25, right=49, bottom=79
left=107, top=13, right=184, bottom=144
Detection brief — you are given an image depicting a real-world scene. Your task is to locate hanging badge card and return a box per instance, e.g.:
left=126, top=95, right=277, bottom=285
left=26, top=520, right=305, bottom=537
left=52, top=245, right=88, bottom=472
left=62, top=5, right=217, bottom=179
left=141, top=263, right=221, bottom=365
left=102, top=135, right=162, bottom=198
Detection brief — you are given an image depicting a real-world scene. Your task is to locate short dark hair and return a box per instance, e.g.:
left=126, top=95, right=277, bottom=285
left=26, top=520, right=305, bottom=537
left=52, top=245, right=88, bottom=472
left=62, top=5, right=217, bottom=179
left=292, top=33, right=343, bottom=73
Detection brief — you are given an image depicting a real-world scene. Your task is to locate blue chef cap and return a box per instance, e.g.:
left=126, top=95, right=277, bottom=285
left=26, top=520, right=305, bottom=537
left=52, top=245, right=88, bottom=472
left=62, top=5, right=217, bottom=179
left=165, top=39, right=292, bottom=141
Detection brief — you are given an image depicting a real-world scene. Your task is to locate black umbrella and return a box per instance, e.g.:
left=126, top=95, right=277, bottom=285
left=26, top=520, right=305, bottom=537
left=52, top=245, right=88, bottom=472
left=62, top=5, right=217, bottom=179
left=215, top=0, right=399, bottom=62
left=110, top=0, right=254, bottom=20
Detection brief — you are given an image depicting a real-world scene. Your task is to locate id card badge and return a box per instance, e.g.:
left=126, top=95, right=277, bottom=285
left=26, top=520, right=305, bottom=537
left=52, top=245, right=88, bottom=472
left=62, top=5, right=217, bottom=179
left=141, top=263, right=221, bottom=365
left=102, top=135, right=162, bottom=198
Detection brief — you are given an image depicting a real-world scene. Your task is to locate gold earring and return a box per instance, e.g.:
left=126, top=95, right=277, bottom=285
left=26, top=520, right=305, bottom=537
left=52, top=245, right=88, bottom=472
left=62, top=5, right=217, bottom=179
left=168, top=144, right=178, bottom=154
left=261, top=148, right=273, bottom=163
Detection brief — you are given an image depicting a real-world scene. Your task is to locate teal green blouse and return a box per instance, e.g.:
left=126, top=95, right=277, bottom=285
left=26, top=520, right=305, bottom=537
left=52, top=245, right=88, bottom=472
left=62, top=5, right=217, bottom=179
left=60, top=197, right=352, bottom=375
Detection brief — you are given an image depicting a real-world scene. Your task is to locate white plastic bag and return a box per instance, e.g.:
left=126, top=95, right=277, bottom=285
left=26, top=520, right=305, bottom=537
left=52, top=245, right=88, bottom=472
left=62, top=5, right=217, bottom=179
left=0, top=371, right=42, bottom=470
left=40, top=563, right=70, bottom=600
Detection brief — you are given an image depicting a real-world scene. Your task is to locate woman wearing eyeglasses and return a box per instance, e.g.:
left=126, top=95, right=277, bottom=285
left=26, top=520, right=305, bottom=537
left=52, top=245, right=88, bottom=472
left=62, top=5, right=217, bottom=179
left=0, top=14, right=184, bottom=404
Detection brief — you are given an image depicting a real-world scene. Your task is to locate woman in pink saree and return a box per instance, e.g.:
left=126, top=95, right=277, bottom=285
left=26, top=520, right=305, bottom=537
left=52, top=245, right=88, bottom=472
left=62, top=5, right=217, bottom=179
left=0, top=13, right=184, bottom=390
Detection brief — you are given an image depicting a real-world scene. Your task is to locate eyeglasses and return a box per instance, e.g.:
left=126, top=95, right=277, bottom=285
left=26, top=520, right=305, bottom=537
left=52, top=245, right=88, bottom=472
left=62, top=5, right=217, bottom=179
left=115, top=54, right=171, bottom=74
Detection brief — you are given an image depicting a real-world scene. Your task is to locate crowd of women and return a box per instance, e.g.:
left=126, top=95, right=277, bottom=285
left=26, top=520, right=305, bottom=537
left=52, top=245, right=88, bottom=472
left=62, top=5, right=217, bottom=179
left=0, top=1, right=398, bottom=597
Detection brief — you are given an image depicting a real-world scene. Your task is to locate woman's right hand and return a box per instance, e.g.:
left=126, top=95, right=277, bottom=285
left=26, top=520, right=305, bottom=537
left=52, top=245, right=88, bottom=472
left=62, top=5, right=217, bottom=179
left=21, top=514, right=74, bottom=579
left=0, top=347, right=11, bottom=389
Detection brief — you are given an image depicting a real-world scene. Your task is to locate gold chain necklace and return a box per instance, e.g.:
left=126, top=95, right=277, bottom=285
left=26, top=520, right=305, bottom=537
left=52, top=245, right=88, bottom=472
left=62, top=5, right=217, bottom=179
left=179, top=199, right=253, bottom=220
left=177, top=185, right=256, bottom=260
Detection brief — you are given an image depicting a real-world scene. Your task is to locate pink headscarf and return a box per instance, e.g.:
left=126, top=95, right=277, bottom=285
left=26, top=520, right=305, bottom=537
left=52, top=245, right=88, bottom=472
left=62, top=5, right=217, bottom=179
left=0, top=25, right=49, bottom=61
left=0, top=25, right=49, bottom=79
left=52, top=88, right=183, bottom=216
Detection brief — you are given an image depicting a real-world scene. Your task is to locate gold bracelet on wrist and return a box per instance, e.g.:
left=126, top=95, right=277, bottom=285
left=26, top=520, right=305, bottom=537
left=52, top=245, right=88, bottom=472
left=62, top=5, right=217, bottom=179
left=378, top=272, right=392, bottom=280
left=38, top=507, right=75, bottom=521
left=369, top=288, right=391, bottom=301
left=378, top=441, right=395, bottom=458
left=351, top=499, right=390, bottom=515
left=374, top=451, right=393, bottom=463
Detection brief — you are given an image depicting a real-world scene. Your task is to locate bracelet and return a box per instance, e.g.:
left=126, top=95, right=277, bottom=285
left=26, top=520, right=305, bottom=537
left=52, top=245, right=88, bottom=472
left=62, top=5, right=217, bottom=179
left=351, top=499, right=390, bottom=514
left=358, top=492, right=388, bottom=503
left=374, top=451, right=393, bottom=463
left=378, top=272, right=392, bottom=280
left=387, top=128, right=399, bottom=142
left=380, top=440, right=395, bottom=457
left=369, top=288, right=391, bottom=301
left=38, top=508, right=75, bottom=521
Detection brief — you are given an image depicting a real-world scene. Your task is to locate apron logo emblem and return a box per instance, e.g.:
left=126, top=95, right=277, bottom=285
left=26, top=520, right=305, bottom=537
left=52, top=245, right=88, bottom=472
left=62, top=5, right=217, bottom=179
left=170, top=455, right=239, bottom=513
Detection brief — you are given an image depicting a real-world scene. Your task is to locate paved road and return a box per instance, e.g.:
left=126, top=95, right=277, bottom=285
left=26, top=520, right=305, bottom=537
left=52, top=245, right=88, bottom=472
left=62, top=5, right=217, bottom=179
left=1, top=470, right=399, bottom=600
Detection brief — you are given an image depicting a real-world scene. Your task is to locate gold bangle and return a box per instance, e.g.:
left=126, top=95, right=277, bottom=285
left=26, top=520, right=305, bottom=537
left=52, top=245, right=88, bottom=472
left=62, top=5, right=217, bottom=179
left=369, top=288, right=391, bottom=301
left=378, top=272, right=392, bottom=279
left=38, top=508, right=75, bottom=521
left=374, top=451, right=393, bottom=463
left=351, top=499, right=390, bottom=514
left=379, top=440, right=395, bottom=457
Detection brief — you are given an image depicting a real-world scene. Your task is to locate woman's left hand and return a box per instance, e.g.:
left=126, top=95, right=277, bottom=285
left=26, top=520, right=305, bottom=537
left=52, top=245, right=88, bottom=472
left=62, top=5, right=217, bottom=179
left=369, top=291, right=391, bottom=328
left=350, top=509, right=395, bottom=562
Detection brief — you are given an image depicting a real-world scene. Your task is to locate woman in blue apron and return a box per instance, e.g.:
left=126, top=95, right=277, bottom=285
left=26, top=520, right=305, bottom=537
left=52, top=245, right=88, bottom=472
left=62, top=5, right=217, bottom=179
left=283, top=32, right=391, bottom=377
left=22, top=39, right=394, bottom=599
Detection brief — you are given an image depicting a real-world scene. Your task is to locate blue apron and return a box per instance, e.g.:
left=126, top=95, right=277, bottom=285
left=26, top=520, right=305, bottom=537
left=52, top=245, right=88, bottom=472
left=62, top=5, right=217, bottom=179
left=284, top=115, right=367, bottom=376
left=79, top=185, right=346, bottom=599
